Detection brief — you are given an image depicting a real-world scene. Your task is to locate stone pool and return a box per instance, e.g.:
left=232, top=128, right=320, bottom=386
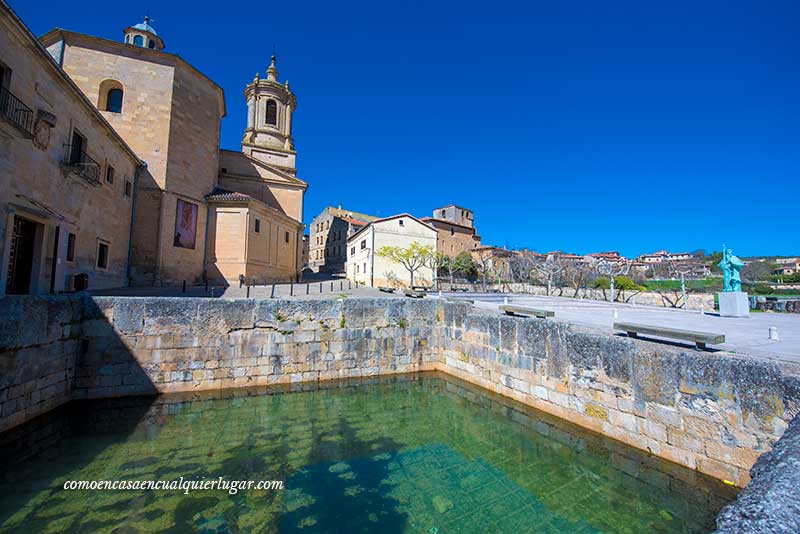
left=0, top=373, right=736, bottom=533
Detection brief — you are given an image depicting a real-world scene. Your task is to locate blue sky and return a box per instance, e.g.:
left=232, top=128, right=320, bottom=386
left=15, top=0, right=799, bottom=257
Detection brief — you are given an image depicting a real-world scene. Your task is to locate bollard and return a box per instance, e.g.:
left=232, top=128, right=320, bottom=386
left=290, top=282, right=293, bottom=296
left=182, top=280, right=186, bottom=294
left=349, top=280, right=352, bottom=290
left=331, top=282, right=334, bottom=291
left=503, top=297, right=509, bottom=305
left=306, top=283, right=310, bottom=295
left=270, top=284, right=275, bottom=298
left=769, top=327, right=779, bottom=341
left=612, top=309, right=619, bottom=319
left=320, top=283, right=323, bottom=293
left=246, top=285, right=250, bottom=298
left=340, top=281, right=343, bottom=290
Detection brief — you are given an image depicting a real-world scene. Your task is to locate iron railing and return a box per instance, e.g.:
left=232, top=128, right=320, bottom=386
left=0, top=85, right=34, bottom=136
left=62, top=144, right=101, bottom=185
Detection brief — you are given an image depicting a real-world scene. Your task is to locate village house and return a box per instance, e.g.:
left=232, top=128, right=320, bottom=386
left=347, top=214, right=437, bottom=288
left=0, top=2, right=141, bottom=296
left=309, top=206, right=377, bottom=273
left=421, top=204, right=481, bottom=257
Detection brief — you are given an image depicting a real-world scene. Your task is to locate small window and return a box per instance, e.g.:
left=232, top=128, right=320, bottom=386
left=66, top=233, right=76, bottom=262
left=125, top=35, right=130, bottom=44
left=399, top=220, right=404, bottom=226
left=97, top=241, right=109, bottom=270
left=351, top=246, right=355, bottom=255
left=361, top=240, right=366, bottom=250
left=133, top=35, right=143, bottom=47
left=124, top=180, right=132, bottom=197
left=105, top=164, right=114, bottom=184
left=254, top=219, right=261, bottom=233
left=356, top=264, right=360, bottom=273
left=148, top=40, right=155, bottom=49
left=363, top=263, right=366, bottom=273
left=69, top=130, right=86, bottom=165
left=285, top=231, right=290, bottom=243
left=266, top=100, right=278, bottom=125
left=450, top=227, right=455, bottom=236
left=441, top=210, right=446, bottom=217
left=106, top=88, right=123, bottom=113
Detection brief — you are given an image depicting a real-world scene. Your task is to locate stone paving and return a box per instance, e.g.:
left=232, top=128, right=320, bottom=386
left=444, top=292, right=800, bottom=366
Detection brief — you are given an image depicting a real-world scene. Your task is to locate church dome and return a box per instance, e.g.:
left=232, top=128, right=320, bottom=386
left=123, top=16, right=165, bottom=50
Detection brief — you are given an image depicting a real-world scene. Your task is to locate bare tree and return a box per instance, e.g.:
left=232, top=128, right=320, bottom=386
left=563, top=261, right=592, bottom=298
left=532, top=254, right=565, bottom=296
left=595, top=259, right=632, bottom=302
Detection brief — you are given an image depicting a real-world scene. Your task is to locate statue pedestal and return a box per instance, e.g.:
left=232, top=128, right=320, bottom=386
left=718, top=291, right=750, bottom=318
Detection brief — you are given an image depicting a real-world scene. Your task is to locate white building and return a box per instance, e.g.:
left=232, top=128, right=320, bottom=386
left=346, top=214, right=437, bottom=288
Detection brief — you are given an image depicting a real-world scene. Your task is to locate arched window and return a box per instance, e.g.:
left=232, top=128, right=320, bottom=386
left=265, top=100, right=277, bottom=126
left=99, top=80, right=124, bottom=113
left=148, top=40, right=155, bottom=49
left=133, top=35, right=143, bottom=47
left=125, top=35, right=130, bottom=44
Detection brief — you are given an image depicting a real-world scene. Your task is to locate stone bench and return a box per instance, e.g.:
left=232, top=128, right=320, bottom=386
left=500, top=305, right=554, bottom=319
left=404, top=290, right=425, bottom=299
left=378, top=286, right=396, bottom=293
left=411, top=285, right=431, bottom=292
left=613, top=322, right=725, bottom=350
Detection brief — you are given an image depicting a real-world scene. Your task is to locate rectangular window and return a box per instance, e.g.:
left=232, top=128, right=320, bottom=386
left=285, top=231, right=290, bottom=243
left=399, top=220, right=404, bottom=226
left=351, top=246, right=355, bottom=255
left=97, top=241, right=109, bottom=270
left=66, top=233, right=76, bottom=262
left=361, top=240, right=366, bottom=250
left=105, top=164, right=114, bottom=184
left=69, top=130, right=86, bottom=165
left=255, top=219, right=261, bottom=233
left=124, top=180, right=132, bottom=197
left=363, top=263, right=366, bottom=273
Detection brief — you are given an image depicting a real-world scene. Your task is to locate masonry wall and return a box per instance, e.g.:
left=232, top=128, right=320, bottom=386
left=1, top=295, right=798, bottom=489
left=0, top=296, right=82, bottom=432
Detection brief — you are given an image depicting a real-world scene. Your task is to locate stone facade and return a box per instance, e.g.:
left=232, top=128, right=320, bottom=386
left=38, top=18, right=307, bottom=287
left=346, top=214, right=438, bottom=288
left=309, top=206, right=377, bottom=273
left=0, top=4, right=140, bottom=296
left=40, top=28, right=225, bottom=286
left=422, top=204, right=481, bottom=258
left=2, top=294, right=798, bottom=490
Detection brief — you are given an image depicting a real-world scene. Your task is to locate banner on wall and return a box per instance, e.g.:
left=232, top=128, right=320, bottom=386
left=174, top=199, right=197, bottom=249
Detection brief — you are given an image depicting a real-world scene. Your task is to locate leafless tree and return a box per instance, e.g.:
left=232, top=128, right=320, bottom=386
left=595, top=259, right=633, bottom=302
left=532, top=254, right=565, bottom=296
left=563, top=261, right=592, bottom=298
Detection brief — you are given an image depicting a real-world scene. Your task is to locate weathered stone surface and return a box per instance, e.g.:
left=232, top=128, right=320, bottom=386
left=716, top=414, right=800, bottom=533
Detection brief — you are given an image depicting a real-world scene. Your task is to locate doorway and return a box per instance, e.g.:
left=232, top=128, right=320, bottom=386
left=5, top=216, right=37, bottom=294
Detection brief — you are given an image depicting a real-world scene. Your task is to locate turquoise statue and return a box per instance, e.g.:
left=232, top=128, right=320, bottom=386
left=718, top=245, right=744, bottom=292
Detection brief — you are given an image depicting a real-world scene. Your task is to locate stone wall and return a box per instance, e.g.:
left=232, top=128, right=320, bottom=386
left=73, top=297, right=439, bottom=398
left=751, top=296, right=800, bottom=313
left=437, top=306, right=800, bottom=487
left=0, top=296, right=82, bottom=432
left=1, top=294, right=799, bottom=490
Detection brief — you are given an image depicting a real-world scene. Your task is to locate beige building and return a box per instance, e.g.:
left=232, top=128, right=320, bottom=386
left=0, top=2, right=141, bottom=295
left=421, top=204, right=480, bottom=258
left=309, top=206, right=377, bottom=273
left=38, top=17, right=307, bottom=286
left=347, top=214, right=437, bottom=288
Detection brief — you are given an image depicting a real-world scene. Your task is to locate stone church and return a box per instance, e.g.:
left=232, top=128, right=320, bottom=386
left=37, top=17, right=307, bottom=287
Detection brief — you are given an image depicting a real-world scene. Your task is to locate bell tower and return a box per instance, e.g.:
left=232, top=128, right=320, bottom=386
left=242, top=55, right=297, bottom=174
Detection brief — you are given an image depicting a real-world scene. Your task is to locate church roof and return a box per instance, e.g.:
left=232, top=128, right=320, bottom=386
left=205, top=187, right=252, bottom=202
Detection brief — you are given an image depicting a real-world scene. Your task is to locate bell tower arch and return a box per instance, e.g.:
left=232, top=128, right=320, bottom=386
left=242, top=55, right=297, bottom=173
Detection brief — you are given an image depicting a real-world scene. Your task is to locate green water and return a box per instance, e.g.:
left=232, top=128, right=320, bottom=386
left=0, top=373, right=736, bottom=533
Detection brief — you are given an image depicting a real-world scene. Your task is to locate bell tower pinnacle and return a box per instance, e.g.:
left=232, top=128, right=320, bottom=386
left=242, top=55, right=297, bottom=174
